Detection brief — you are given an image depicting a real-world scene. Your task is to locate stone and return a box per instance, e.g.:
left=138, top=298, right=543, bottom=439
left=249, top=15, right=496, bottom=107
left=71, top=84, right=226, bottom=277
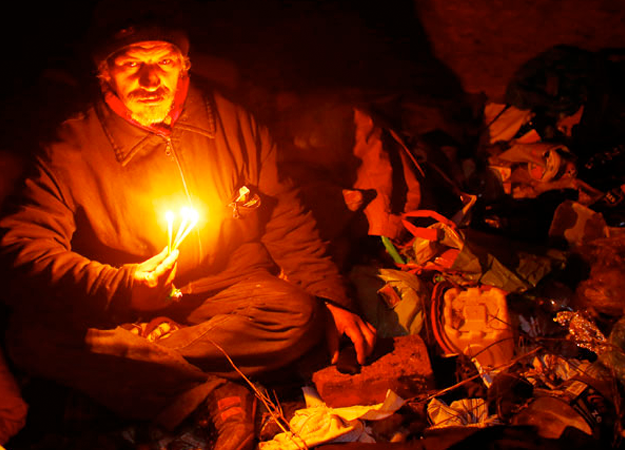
left=312, top=334, right=435, bottom=408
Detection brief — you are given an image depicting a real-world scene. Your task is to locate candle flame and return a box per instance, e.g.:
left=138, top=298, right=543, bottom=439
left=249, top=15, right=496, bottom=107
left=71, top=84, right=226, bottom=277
left=165, top=211, right=174, bottom=254
left=167, top=207, right=200, bottom=252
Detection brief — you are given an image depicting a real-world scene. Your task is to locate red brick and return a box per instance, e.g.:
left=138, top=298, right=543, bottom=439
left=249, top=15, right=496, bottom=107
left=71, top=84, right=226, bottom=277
left=312, top=334, right=434, bottom=408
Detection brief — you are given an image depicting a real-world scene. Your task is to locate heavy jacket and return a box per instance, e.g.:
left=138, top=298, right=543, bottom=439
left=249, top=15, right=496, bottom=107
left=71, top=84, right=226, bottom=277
left=0, top=79, right=352, bottom=326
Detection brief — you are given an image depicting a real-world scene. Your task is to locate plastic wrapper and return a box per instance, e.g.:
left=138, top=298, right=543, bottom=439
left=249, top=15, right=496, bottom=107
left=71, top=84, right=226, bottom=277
left=401, top=217, right=566, bottom=294
left=554, top=311, right=608, bottom=356
left=522, top=355, right=588, bottom=389
left=482, top=103, right=534, bottom=145
left=512, top=360, right=612, bottom=440
left=427, top=398, right=499, bottom=429
left=549, top=200, right=610, bottom=248
left=447, top=229, right=566, bottom=293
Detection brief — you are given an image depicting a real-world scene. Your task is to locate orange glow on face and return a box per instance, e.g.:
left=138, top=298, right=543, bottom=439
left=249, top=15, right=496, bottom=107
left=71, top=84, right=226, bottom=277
left=105, top=41, right=186, bottom=126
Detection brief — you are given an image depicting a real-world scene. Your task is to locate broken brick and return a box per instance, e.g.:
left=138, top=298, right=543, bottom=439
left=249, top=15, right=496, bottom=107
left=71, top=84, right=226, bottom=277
left=312, top=334, right=435, bottom=408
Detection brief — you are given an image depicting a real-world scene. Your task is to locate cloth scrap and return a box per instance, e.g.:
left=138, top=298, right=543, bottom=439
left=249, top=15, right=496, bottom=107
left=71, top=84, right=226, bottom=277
left=258, top=387, right=405, bottom=450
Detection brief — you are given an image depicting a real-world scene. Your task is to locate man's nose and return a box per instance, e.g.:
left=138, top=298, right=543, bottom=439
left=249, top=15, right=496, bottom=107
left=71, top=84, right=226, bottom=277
left=138, top=64, right=161, bottom=89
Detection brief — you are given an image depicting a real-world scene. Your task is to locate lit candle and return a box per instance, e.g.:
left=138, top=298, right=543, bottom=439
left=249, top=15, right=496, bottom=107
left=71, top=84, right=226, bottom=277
left=173, top=208, right=199, bottom=250
left=165, top=210, right=174, bottom=255
left=172, top=207, right=190, bottom=252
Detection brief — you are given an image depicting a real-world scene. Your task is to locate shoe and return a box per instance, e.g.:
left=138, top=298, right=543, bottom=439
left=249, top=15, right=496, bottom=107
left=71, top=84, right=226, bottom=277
left=198, top=381, right=256, bottom=450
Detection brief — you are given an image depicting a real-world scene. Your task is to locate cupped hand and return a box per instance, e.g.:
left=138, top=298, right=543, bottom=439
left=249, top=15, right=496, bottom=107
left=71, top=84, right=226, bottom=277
left=324, top=301, right=377, bottom=365
left=130, top=247, right=179, bottom=311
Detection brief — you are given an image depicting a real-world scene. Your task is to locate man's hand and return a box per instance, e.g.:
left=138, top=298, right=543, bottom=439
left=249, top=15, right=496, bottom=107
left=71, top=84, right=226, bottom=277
left=130, top=247, right=179, bottom=311
left=324, top=302, right=377, bottom=366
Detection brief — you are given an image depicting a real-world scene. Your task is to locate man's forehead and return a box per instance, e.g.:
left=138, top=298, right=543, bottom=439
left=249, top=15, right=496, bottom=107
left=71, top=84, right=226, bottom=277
left=113, top=41, right=181, bottom=59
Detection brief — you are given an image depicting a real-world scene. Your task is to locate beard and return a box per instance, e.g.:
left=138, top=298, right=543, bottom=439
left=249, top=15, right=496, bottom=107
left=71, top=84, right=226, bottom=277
left=125, top=87, right=175, bottom=126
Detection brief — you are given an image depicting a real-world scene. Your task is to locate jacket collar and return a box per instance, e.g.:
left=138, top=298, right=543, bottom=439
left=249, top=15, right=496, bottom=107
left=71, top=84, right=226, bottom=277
left=96, top=78, right=216, bottom=166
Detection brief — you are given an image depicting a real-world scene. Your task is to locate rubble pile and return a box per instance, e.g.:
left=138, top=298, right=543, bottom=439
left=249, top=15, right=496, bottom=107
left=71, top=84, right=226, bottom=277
left=253, top=44, right=625, bottom=449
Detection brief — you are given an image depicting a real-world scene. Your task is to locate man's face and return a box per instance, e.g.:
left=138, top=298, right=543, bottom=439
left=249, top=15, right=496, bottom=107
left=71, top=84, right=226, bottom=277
left=103, top=41, right=187, bottom=126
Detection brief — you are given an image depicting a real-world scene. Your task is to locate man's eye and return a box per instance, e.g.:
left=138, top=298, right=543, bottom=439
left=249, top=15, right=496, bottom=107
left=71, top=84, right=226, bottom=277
left=160, top=59, right=173, bottom=66
left=119, top=61, right=138, bottom=68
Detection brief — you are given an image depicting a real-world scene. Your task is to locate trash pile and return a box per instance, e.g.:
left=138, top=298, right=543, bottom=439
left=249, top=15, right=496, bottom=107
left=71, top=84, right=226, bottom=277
left=250, top=44, right=625, bottom=448
left=251, top=218, right=625, bottom=448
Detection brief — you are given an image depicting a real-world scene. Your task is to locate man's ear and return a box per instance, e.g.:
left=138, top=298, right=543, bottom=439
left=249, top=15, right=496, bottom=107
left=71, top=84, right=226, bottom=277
left=97, top=61, right=112, bottom=84
left=182, top=56, right=191, bottom=72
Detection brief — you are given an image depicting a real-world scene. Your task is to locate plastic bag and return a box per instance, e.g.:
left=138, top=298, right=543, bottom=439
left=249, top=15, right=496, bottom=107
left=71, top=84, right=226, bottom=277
left=349, top=266, right=427, bottom=338
left=399, top=210, right=566, bottom=293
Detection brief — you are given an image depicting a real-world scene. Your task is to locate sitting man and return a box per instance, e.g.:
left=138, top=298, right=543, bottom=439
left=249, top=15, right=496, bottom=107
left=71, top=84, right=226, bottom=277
left=0, top=12, right=375, bottom=450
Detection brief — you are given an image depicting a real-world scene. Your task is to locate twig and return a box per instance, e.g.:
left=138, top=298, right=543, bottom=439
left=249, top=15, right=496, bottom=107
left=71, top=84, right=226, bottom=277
left=420, top=346, right=542, bottom=403
left=208, top=338, right=309, bottom=450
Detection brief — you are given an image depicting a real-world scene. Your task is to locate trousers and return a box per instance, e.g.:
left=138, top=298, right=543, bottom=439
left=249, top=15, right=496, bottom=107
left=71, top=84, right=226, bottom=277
left=5, top=271, right=325, bottom=429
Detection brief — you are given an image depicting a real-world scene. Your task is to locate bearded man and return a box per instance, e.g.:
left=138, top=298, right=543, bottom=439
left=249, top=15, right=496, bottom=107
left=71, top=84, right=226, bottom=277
left=0, top=14, right=375, bottom=450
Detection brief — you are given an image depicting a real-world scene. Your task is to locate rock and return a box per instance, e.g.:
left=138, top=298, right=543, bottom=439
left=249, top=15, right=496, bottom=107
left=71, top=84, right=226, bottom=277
left=312, top=334, right=434, bottom=408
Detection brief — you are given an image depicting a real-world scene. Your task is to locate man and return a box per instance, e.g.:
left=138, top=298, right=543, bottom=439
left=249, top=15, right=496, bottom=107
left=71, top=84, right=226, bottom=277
left=0, top=15, right=375, bottom=450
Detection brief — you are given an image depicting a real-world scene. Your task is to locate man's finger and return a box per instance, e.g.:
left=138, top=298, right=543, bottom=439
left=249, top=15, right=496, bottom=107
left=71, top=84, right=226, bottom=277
left=363, top=322, right=377, bottom=352
left=329, top=339, right=339, bottom=365
left=163, top=249, right=179, bottom=268
left=150, top=246, right=169, bottom=262
left=164, top=263, right=178, bottom=286
left=347, top=327, right=368, bottom=365
left=162, top=252, right=179, bottom=279
left=138, top=246, right=170, bottom=271
left=152, top=249, right=179, bottom=279
left=325, top=312, right=340, bottom=364
left=143, top=272, right=156, bottom=287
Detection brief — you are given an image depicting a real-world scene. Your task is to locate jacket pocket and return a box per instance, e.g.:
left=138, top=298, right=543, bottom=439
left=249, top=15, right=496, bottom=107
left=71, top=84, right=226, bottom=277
left=227, top=185, right=261, bottom=219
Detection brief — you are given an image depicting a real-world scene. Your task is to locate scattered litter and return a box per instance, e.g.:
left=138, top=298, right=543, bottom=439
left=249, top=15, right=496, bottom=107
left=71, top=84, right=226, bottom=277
left=259, top=388, right=405, bottom=449
left=554, top=311, right=608, bottom=356
left=427, top=397, right=499, bottom=429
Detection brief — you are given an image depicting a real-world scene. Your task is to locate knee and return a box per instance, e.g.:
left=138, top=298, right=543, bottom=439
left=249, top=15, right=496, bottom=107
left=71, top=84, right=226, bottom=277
left=259, top=281, right=323, bottom=336
left=284, top=291, right=325, bottom=347
left=289, top=292, right=322, bottom=330
left=259, top=277, right=321, bottom=328
left=243, top=275, right=326, bottom=345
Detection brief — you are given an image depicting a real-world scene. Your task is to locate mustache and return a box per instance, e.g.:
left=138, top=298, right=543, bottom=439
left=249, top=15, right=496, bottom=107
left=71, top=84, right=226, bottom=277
left=128, top=87, right=171, bottom=100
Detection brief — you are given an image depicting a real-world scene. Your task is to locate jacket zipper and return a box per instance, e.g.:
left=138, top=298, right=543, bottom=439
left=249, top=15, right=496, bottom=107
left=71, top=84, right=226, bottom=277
left=165, top=136, right=204, bottom=259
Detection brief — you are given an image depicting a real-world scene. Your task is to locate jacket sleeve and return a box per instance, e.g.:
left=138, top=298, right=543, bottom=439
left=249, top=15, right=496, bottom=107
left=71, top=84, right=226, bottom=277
left=0, top=156, right=135, bottom=319
left=249, top=118, right=355, bottom=311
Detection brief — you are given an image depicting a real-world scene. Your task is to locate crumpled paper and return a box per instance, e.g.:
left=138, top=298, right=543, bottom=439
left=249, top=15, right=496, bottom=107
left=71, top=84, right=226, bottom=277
left=258, top=387, right=405, bottom=450
left=427, top=398, right=499, bottom=429
left=522, top=354, right=588, bottom=389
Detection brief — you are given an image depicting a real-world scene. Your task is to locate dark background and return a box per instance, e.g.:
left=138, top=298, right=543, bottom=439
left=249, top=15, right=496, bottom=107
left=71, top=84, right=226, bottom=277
left=0, top=0, right=448, bottom=145
left=1, top=0, right=623, bottom=153
left=1, top=0, right=437, bottom=98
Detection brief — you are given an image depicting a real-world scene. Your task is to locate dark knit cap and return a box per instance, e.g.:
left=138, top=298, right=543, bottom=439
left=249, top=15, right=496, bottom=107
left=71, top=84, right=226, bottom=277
left=89, top=0, right=190, bottom=66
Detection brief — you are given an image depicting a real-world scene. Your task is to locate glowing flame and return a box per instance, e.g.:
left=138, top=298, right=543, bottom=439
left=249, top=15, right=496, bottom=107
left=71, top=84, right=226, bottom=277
left=166, top=210, right=175, bottom=254
left=165, top=207, right=199, bottom=254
